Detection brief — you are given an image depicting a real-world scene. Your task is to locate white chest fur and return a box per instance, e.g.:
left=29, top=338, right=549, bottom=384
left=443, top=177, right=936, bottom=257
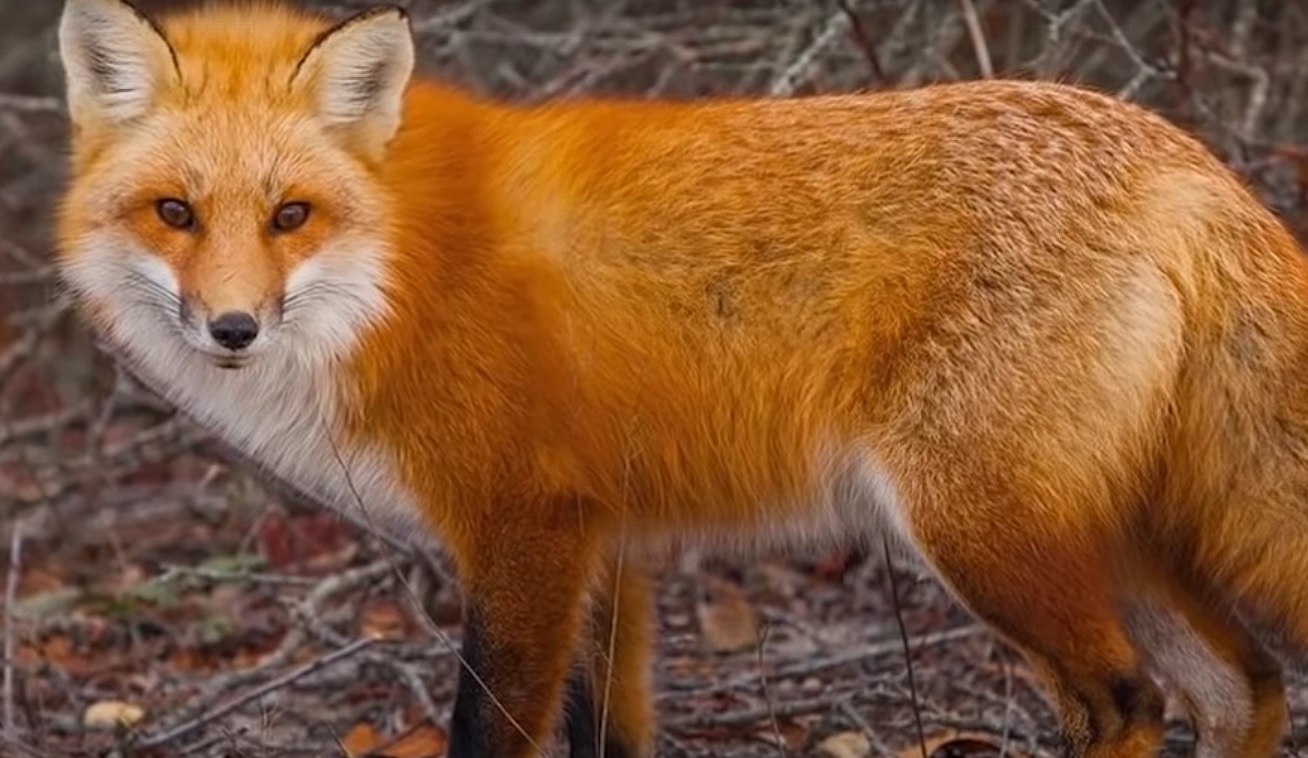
left=127, top=342, right=424, bottom=537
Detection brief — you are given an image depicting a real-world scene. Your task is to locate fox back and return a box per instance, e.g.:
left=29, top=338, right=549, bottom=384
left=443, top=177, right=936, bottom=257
left=53, top=1, right=1308, bottom=757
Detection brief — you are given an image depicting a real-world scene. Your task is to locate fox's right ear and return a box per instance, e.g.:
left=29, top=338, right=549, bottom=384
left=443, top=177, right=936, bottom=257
left=290, top=5, right=414, bottom=161
left=58, top=0, right=179, bottom=127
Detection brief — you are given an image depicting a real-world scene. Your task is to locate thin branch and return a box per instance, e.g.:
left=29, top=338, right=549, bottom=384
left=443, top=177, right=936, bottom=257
left=756, top=619, right=787, bottom=757
left=837, top=0, right=888, bottom=83
left=3, top=521, right=24, bottom=742
left=771, top=8, right=850, bottom=96
left=133, top=637, right=375, bottom=750
left=884, top=537, right=927, bottom=758
left=0, top=93, right=61, bottom=114
left=958, top=0, right=994, bottom=77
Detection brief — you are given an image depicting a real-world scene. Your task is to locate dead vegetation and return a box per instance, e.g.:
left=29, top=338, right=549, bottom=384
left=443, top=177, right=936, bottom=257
left=3, top=0, right=1308, bottom=756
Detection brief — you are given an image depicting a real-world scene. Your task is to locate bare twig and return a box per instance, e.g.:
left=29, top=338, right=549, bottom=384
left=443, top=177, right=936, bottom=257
left=3, top=521, right=24, bottom=742
left=756, top=619, right=787, bottom=757
left=661, top=623, right=986, bottom=699
left=136, top=556, right=395, bottom=744
left=134, top=637, right=375, bottom=750
left=958, top=0, right=994, bottom=77
left=884, top=537, right=927, bottom=758
left=1204, top=49, right=1271, bottom=145
left=771, top=8, right=850, bottom=96
left=0, top=93, right=60, bottom=113
left=836, top=0, right=887, bottom=83
left=837, top=698, right=896, bottom=758
left=665, top=692, right=855, bottom=732
left=1024, top=0, right=1096, bottom=76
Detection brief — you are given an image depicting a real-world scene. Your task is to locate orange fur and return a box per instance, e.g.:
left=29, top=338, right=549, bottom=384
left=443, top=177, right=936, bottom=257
left=53, top=1, right=1308, bottom=756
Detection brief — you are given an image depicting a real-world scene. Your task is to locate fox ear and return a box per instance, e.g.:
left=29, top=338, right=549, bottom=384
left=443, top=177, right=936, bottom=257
left=292, top=5, right=415, bottom=159
left=58, top=0, right=179, bottom=127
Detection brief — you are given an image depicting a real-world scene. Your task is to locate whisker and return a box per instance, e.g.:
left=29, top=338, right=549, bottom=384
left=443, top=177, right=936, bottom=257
left=284, top=281, right=359, bottom=311
left=121, top=268, right=182, bottom=310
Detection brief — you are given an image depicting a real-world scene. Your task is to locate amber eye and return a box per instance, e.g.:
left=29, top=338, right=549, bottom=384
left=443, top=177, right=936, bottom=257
left=272, top=202, right=310, bottom=232
left=156, top=198, right=196, bottom=230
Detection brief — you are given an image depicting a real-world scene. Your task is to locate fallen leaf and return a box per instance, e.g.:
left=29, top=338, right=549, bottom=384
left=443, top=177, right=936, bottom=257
left=12, top=587, right=83, bottom=621
left=754, top=717, right=811, bottom=749
left=819, top=731, right=872, bottom=758
left=376, top=723, right=449, bottom=758
left=361, top=598, right=410, bottom=640
left=17, top=567, right=67, bottom=597
left=19, top=635, right=96, bottom=677
left=257, top=512, right=354, bottom=570
left=695, top=574, right=759, bottom=653
left=810, top=547, right=868, bottom=582
left=342, top=721, right=384, bottom=756
left=255, top=512, right=296, bottom=569
left=83, top=700, right=146, bottom=730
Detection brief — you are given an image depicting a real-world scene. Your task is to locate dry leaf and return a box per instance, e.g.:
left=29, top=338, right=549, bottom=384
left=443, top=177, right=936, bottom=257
left=256, top=513, right=296, bottom=569
left=361, top=599, right=409, bottom=640
left=258, top=512, right=355, bottom=570
left=19, top=635, right=95, bottom=677
left=819, top=731, right=872, bottom=758
left=811, top=547, right=867, bottom=582
left=342, top=721, right=384, bottom=756
left=83, top=700, right=146, bottom=730
left=695, top=574, right=759, bottom=653
left=377, top=723, right=449, bottom=758
left=755, top=718, right=811, bottom=749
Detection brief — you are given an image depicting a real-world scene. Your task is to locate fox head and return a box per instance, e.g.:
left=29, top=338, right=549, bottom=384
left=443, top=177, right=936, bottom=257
left=53, top=0, right=415, bottom=370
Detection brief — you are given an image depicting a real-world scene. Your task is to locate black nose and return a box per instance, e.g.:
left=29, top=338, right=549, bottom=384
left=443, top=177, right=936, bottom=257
left=208, top=311, right=259, bottom=350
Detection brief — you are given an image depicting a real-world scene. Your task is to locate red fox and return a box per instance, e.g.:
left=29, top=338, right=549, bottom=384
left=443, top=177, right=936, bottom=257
left=51, top=0, right=1308, bottom=756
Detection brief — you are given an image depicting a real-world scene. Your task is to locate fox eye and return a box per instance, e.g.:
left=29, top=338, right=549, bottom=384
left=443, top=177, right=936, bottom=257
left=272, top=202, right=310, bottom=232
left=156, top=198, right=196, bottom=230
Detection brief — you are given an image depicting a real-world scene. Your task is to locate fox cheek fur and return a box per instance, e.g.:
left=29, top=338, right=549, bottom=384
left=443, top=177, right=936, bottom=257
left=52, top=1, right=1308, bottom=758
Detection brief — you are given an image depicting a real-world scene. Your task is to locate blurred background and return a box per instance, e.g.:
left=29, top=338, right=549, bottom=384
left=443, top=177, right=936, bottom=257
left=2, top=1, right=1307, bottom=756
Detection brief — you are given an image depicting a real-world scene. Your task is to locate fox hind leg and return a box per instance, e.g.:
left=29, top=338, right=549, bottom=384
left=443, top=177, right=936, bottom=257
left=1125, top=579, right=1284, bottom=758
left=564, top=550, right=655, bottom=758
left=904, top=484, right=1165, bottom=758
left=1124, top=502, right=1297, bottom=758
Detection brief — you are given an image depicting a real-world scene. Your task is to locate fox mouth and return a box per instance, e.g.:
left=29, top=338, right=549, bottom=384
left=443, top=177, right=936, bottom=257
left=212, top=355, right=251, bottom=370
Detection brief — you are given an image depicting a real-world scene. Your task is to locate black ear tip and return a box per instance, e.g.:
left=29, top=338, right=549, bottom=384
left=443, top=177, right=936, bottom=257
left=338, top=4, right=411, bottom=32
left=368, top=3, right=410, bottom=24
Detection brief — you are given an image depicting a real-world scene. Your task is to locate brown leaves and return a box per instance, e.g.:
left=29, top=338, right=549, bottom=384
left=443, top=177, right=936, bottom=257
left=15, top=633, right=98, bottom=678
left=82, top=700, right=146, bottom=730
left=818, top=731, right=872, bottom=758
left=360, top=598, right=415, bottom=641
left=809, top=547, right=868, bottom=583
left=342, top=722, right=386, bottom=755
left=256, top=510, right=357, bottom=571
left=696, top=573, right=760, bottom=654
left=342, top=720, right=450, bottom=758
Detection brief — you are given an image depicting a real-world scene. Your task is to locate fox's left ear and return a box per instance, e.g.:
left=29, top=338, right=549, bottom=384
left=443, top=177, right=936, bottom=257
left=292, top=5, right=415, bottom=160
left=58, top=0, right=180, bottom=128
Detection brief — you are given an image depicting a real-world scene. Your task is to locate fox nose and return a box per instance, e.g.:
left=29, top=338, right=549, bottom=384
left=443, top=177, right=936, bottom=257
left=208, top=311, right=259, bottom=351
